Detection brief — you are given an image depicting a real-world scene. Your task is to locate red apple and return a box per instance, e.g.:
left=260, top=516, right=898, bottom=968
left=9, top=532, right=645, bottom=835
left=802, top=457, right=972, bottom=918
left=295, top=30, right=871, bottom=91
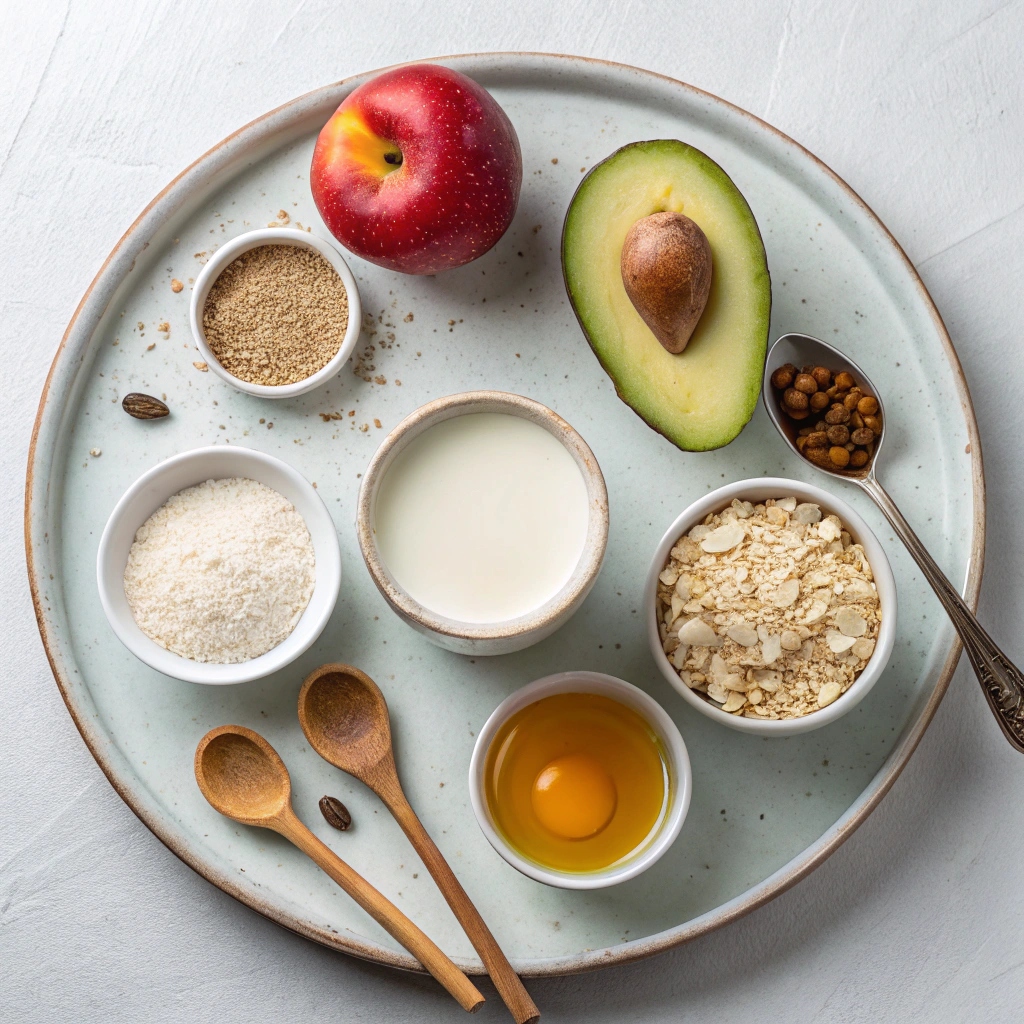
left=310, top=64, right=522, bottom=275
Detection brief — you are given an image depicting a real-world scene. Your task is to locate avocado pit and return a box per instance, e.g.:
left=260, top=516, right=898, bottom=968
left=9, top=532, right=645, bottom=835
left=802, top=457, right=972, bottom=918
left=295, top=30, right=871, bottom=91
left=620, top=211, right=712, bottom=354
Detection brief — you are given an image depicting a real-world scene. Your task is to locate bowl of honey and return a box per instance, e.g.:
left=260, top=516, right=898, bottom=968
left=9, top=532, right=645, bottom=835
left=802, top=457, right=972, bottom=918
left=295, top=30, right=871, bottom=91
left=469, top=672, right=691, bottom=889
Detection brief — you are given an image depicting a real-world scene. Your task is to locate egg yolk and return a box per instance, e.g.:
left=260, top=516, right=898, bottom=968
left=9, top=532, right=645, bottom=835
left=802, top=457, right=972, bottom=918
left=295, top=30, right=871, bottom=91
left=531, top=753, right=617, bottom=839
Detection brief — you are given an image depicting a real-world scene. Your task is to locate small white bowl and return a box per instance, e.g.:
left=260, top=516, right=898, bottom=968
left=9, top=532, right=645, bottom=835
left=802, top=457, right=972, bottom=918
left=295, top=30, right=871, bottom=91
left=468, top=672, right=691, bottom=889
left=646, top=477, right=897, bottom=735
left=357, top=391, right=609, bottom=656
left=97, top=445, right=341, bottom=684
left=189, top=228, right=361, bottom=399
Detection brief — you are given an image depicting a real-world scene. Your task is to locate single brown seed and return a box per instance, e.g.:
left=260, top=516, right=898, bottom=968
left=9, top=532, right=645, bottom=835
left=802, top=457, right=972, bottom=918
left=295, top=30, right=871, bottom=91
left=857, top=396, right=879, bottom=415
left=829, top=446, right=851, bottom=468
left=850, top=449, right=869, bottom=468
left=834, top=371, right=856, bottom=390
left=783, top=388, right=809, bottom=411
left=805, top=446, right=834, bottom=468
left=851, top=427, right=875, bottom=445
left=122, top=393, right=170, bottom=419
left=849, top=410, right=864, bottom=429
left=843, top=392, right=861, bottom=411
left=809, top=391, right=830, bottom=412
left=319, top=796, right=352, bottom=831
left=787, top=407, right=810, bottom=421
left=862, top=414, right=882, bottom=434
left=794, top=373, right=818, bottom=395
left=771, top=364, right=796, bottom=390
left=827, top=424, right=850, bottom=445
left=825, top=404, right=850, bottom=425
left=806, top=431, right=829, bottom=449
left=811, top=366, right=832, bottom=389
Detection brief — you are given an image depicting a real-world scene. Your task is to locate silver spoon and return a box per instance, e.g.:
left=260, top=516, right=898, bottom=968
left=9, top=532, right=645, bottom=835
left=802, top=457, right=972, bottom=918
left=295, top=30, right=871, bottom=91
left=763, top=332, right=1024, bottom=752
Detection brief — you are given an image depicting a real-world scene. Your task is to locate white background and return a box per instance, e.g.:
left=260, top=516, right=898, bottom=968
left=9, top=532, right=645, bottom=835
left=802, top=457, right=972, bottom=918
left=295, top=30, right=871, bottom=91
left=4, top=2, right=1024, bottom=1020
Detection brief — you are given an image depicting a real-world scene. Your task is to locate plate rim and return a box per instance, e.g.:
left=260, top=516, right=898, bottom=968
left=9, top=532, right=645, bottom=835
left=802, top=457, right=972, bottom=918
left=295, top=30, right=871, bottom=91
left=24, top=51, right=986, bottom=978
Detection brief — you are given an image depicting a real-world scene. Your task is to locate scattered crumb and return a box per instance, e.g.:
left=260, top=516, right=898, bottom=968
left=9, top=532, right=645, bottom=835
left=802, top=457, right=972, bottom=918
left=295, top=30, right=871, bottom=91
left=267, top=209, right=290, bottom=227
left=551, top=157, right=558, bottom=164
left=373, top=418, right=382, bottom=429
left=137, top=322, right=145, bottom=331
left=147, top=343, right=156, bottom=351
left=170, top=279, right=184, bottom=293
left=348, top=410, right=355, bottom=417
left=965, top=443, right=971, bottom=454
left=359, top=423, right=369, bottom=432
left=403, top=312, right=414, bottom=322
left=374, top=375, right=386, bottom=385
left=193, top=361, right=209, bottom=371
left=532, top=225, right=541, bottom=233
left=395, top=379, right=402, bottom=386
left=89, top=448, right=102, bottom=457
left=158, top=321, right=170, bottom=334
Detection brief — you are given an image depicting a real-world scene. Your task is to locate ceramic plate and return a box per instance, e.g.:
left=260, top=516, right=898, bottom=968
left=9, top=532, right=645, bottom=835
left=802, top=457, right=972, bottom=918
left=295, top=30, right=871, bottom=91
left=26, top=54, right=983, bottom=976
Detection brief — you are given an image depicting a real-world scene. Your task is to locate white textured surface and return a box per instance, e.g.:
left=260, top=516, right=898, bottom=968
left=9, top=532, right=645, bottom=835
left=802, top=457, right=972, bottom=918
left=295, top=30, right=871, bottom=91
left=3, top=2, right=1023, bottom=1020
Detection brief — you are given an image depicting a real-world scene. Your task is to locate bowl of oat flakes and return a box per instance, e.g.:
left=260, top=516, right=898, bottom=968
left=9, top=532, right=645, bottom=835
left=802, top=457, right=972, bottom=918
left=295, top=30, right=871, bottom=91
left=646, top=477, right=896, bottom=735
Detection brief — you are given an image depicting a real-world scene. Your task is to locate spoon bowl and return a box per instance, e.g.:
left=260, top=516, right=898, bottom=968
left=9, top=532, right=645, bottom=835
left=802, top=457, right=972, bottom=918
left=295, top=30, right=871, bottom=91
left=762, top=332, right=1024, bottom=753
left=299, top=665, right=393, bottom=780
left=194, top=727, right=292, bottom=825
left=762, top=332, right=887, bottom=480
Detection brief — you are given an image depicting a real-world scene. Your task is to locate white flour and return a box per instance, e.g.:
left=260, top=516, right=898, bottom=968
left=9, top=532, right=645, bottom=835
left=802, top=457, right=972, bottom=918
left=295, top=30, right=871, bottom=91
left=123, top=477, right=316, bottom=664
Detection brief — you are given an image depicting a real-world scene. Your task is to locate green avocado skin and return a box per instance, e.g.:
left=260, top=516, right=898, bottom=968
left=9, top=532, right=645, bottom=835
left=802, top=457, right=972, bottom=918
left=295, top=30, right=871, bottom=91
left=561, top=140, right=772, bottom=452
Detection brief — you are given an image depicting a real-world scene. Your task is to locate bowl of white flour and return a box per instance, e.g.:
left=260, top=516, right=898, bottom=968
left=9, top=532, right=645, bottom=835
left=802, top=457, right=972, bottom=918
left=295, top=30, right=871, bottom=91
left=97, top=445, right=341, bottom=684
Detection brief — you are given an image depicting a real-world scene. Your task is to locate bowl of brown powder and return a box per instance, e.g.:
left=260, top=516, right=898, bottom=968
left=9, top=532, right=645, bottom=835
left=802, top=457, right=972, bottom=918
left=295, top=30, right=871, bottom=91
left=189, top=228, right=361, bottom=398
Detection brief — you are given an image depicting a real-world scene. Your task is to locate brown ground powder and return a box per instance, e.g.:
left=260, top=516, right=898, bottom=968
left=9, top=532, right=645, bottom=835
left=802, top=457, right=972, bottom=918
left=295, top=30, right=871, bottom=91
left=202, top=244, right=349, bottom=386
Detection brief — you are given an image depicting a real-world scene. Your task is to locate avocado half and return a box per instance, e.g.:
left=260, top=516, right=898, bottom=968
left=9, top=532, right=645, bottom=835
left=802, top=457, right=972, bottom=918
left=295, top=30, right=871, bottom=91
left=562, top=140, right=771, bottom=451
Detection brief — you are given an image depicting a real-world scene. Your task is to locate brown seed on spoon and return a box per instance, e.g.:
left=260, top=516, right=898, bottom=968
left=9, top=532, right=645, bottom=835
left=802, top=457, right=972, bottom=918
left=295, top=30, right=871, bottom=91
left=298, top=664, right=540, bottom=1024
left=620, top=211, right=712, bottom=354
left=193, top=725, right=484, bottom=1014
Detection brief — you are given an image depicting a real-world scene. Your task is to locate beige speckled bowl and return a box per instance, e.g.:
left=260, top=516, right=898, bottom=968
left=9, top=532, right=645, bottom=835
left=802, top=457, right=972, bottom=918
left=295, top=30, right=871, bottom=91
left=357, top=391, right=609, bottom=656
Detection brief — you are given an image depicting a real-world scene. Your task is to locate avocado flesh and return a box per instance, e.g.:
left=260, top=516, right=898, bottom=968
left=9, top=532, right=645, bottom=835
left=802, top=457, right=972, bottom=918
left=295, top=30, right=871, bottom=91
left=562, top=140, right=771, bottom=451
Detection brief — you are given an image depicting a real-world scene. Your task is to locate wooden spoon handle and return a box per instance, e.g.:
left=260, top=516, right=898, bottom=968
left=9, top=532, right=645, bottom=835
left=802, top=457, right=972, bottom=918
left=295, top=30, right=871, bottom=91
left=278, top=814, right=484, bottom=1013
left=385, top=789, right=540, bottom=1024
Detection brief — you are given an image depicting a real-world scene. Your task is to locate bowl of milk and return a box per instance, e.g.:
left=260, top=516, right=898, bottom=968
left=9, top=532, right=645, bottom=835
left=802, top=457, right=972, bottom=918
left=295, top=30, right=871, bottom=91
left=356, top=391, right=609, bottom=655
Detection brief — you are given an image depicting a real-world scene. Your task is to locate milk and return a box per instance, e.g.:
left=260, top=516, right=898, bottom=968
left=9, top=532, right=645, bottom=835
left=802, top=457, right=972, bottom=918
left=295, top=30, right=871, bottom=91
left=373, top=412, right=590, bottom=623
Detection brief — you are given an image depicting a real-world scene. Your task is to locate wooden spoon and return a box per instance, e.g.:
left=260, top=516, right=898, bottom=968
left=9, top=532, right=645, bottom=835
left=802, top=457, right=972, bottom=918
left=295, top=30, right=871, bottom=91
left=194, top=724, right=484, bottom=1014
left=298, top=665, right=540, bottom=1024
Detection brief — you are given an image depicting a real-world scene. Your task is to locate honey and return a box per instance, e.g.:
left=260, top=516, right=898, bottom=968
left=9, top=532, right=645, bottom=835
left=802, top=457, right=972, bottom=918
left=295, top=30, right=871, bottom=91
left=483, top=692, right=670, bottom=873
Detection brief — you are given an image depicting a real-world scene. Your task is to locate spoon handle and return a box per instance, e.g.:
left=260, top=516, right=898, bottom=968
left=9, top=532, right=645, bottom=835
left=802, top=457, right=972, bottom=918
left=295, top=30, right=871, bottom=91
left=276, top=812, right=485, bottom=1013
left=376, top=773, right=540, bottom=1024
left=861, top=476, right=1024, bottom=752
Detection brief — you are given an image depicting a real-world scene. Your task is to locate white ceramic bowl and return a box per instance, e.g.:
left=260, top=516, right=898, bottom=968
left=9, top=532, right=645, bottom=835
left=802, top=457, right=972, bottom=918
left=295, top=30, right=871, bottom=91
left=189, top=228, right=361, bottom=398
left=468, top=671, right=692, bottom=890
left=97, top=445, right=341, bottom=684
left=646, top=477, right=897, bottom=735
left=357, top=391, right=609, bottom=656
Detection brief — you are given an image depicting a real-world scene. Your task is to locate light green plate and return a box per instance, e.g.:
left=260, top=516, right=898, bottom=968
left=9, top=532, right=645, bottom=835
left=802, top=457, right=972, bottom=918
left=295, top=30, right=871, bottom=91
left=26, top=54, right=983, bottom=976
